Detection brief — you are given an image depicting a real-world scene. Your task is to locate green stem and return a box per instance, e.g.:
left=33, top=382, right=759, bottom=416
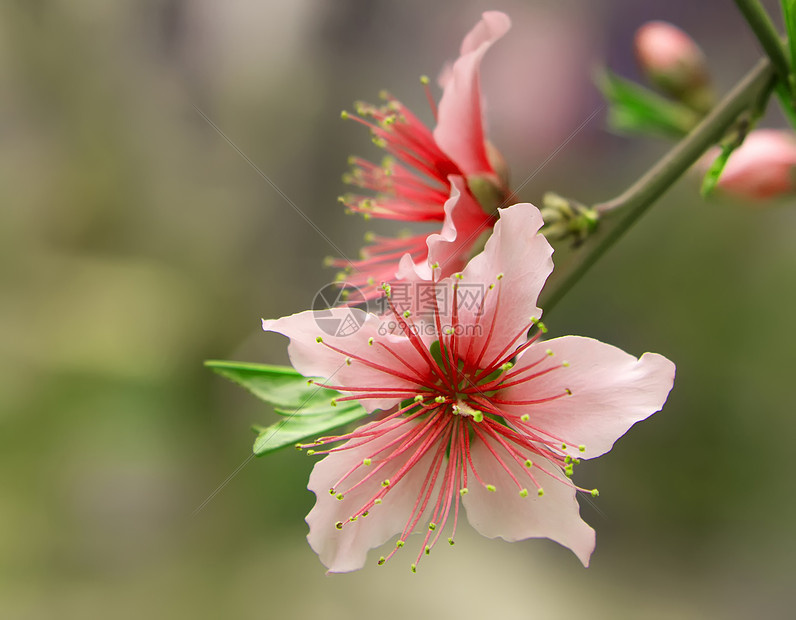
left=540, top=58, right=774, bottom=312
left=735, top=0, right=792, bottom=88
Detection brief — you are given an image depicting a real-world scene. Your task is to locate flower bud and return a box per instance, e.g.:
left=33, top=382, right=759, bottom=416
left=539, top=192, right=599, bottom=245
left=706, top=129, right=796, bottom=202
left=634, top=21, right=712, bottom=112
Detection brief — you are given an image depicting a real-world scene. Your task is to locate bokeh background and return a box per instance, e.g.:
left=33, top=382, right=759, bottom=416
left=2, top=0, right=795, bottom=617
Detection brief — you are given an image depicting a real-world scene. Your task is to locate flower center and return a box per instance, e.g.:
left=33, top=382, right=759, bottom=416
left=452, top=399, right=480, bottom=418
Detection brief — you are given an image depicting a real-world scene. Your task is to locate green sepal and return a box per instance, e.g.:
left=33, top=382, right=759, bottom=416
left=205, top=360, right=369, bottom=456
left=597, top=69, right=701, bottom=138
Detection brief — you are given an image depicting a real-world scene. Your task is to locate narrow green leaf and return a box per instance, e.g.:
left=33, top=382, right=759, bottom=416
left=206, top=360, right=327, bottom=411
left=783, top=0, right=796, bottom=73
left=252, top=401, right=367, bottom=456
left=774, top=71, right=796, bottom=129
left=205, top=360, right=369, bottom=455
left=597, top=69, right=701, bottom=138
left=700, top=143, right=736, bottom=197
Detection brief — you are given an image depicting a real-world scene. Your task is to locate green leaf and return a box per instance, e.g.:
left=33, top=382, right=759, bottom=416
left=205, top=360, right=369, bottom=456
left=700, top=142, right=736, bottom=197
left=782, top=0, right=796, bottom=73
left=597, top=69, right=701, bottom=138
left=251, top=400, right=367, bottom=456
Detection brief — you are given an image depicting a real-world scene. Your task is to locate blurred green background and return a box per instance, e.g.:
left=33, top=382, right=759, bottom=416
left=2, top=1, right=795, bottom=617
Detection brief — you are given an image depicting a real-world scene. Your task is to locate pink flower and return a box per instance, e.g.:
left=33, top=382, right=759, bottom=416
left=634, top=21, right=710, bottom=100
left=333, top=11, right=513, bottom=301
left=263, top=203, right=675, bottom=573
left=708, top=129, right=796, bottom=201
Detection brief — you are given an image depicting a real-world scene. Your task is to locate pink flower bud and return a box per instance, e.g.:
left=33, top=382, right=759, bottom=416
left=635, top=21, right=711, bottom=110
left=709, top=129, right=796, bottom=201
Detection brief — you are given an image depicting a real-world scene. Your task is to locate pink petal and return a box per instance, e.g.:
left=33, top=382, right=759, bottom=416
left=501, top=336, right=676, bottom=459
left=461, top=436, right=595, bottom=566
left=427, top=176, right=492, bottom=272
left=459, top=10, right=512, bottom=56
left=396, top=175, right=491, bottom=282
left=433, top=11, right=511, bottom=175
left=262, top=311, right=428, bottom=413
left=715, top=129, right=796, bottom=200
left=451, top=203, right=553, bottom=367
left=306, top=419, right=438, bottom=573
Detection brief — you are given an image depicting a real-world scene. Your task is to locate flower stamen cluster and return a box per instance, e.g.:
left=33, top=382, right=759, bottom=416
left=298, top=275, right=595, bottom=570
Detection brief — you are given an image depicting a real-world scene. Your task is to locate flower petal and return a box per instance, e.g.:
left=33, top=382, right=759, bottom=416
left=396, top=175, right=491, bottom=282
left=502, top=336, right=676, bottom=458
left=451, top=203, right=553, bottom=367
left=433, top=11, right=511, bottom=175
left=427, top=176, right=493, bottom=273
left=306, top=419, right=439, bottom=572
left=262, top=310, right=428, bottom=413
left=461, top=436, right=595, bottom=566
left=713, top=129, right=796, bottom=200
